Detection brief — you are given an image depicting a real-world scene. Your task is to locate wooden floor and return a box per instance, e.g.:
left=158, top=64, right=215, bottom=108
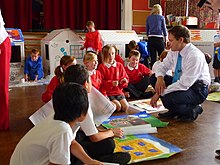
left=1, top=85, right=220, bottom=165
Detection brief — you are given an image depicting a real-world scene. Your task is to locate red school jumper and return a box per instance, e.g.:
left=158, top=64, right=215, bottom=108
left=98, top=62, right=128, bottom=96
left=90, top=70, right=102, bottom=90
left=124, top=63, right=151, bottom=84
left=84, top=30, right=102, bottom=53
left=41, top=76, right=60, bottom=103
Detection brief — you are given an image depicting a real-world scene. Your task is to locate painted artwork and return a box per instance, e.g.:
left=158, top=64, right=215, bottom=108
left=114, top=134, right=182, bottom=164
left=129, top=99, right=167, bottom=114
left=6, top=28, right=24, bottom=43
left=102, top=111, right=168, bottom=128
left=207, top=92, right=220, bottom=102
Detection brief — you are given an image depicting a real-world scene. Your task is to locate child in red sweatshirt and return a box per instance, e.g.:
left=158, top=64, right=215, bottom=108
left=98, top=45, right=129, bottom=112
left=81, top=21, right=102, bottom=55
left=41, top=55, right=77, bottom=103
left=124, top=50, right=153, bottom=99
left=83, top=51, right=102, bottom=91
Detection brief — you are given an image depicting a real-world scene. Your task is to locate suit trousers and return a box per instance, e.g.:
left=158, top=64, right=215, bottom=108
left=150, top=74, right=209, bottom=117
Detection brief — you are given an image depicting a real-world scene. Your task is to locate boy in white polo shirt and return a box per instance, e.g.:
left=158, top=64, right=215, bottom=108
left=10, top=83, right=102, bottom=165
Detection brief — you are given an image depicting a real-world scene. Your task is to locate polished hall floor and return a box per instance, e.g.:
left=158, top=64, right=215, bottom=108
left=1, top=85, right=220, bottom=165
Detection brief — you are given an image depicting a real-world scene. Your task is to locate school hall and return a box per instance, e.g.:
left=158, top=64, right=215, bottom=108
left=1, top=0, right=220, bottom=165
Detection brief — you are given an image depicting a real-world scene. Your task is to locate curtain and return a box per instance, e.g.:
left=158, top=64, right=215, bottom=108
left=0, top=0, right=32, bottom=31
left=43, top=0, right=121, bottom=31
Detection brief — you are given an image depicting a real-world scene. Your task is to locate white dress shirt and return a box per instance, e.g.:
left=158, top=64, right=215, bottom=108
left=155, top=43, right=211, bottom=96
left=0, top=10, right=8, bottom=44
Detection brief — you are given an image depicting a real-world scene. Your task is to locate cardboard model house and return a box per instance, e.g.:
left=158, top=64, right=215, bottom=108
left=99, top=30, right=140, bottom=60
left=41, top=29, right=85, bottom=76
left=6, top=28, right=25, bottom=82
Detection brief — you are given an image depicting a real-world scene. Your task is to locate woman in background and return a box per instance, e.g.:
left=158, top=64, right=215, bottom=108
left=146, top=4, right=167, bottom=67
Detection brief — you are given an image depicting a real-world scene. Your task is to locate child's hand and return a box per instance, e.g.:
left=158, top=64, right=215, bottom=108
left=112, top=128, right=124, bottom=138
left=85, top=159, right=103, bottom=165
left=24, top=74, right=28, bottom=81
left=112, top=80, right=119, bottom=87
left=120, top=78, right=128, bottom=84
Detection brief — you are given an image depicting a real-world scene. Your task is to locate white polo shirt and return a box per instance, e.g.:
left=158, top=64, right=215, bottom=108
left=0, top=10, right=8, bottom=44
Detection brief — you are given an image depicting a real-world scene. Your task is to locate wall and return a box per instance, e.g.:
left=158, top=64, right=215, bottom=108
left=132, top=0, right=165, bottom=34
left=131, top=0, right=219, bottom=34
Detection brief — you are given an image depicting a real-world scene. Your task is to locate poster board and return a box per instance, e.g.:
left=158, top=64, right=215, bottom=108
left=114, top=134, right=182, bottom=164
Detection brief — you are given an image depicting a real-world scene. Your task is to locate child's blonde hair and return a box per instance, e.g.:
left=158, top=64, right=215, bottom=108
left=83, top=52, right=97, bottom=64
left=128, top=50, right=141, bottom=59
left=86, top=21, right=95, bottom=27
left=151, top=4, right=162, bottom=15
left=102, top=44, right=116, bottom=62
left=55, top=55, right=76, bottom=84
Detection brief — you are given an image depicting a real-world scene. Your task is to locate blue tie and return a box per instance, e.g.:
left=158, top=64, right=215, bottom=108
left=172, top=53, right=182, bottom=83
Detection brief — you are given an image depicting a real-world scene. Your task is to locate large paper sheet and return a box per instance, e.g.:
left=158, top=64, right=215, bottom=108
left=88, top=87, right=116, bottom=125
left=29, top=100, right=54, bottom=125
left=29, top=87, right=116, bottom=126
left=129, top=99, right=167, bottom=114
left=114, top=134, right=182, bottom=164
left=102, top=111, right=168, bottom=128
left=121, top=124, right=157, bottom=135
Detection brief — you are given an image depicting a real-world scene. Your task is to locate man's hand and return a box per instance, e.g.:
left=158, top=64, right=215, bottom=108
left=150, top=93, right=160, bottom=108
left=155, top=76, right=166, bottom=95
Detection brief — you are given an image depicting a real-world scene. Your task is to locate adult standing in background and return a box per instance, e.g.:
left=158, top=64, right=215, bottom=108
left=146, top=4, right=167, bottom=67
left=0, top=9, right=11, bottom=129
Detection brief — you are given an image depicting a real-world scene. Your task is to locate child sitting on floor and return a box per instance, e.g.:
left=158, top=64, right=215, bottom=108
left=83, top=51, right=102, bottom=91
left=24, top=49, right=44, bottom=82
left=124, top=50, right=153, bottom=99
left=64, top=64, right=131, bottom=165
left=128, top=40, right=150, bottom=68
left=41, top=55, right=77, bottom=103
left=98, top=44, right=129, bottom=112
left=10, top=83, right=102, bottom=165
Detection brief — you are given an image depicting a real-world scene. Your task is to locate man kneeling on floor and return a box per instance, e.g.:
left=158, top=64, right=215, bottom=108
left=150, top=25, right=211, bottom=122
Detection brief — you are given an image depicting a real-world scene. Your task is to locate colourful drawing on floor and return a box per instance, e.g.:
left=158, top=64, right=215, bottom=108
left=114, top=134, right=182, bottom=164
left=129, top=99, right=167, bottom=112
left=102, top=111, right=168, bottom=128
left=207, top=92, right=220, bottom=102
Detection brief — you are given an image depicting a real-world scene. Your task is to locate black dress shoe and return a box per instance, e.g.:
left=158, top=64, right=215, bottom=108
left=158, top=111, right=177, bottom=119
left=216, top=149, right=220, bottom=156
left=192, top=105, right=203, bottom=120
left=179, top=105, right=203, bottom=122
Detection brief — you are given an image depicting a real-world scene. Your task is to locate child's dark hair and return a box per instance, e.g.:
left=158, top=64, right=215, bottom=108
left=204, top=53, right=212, bottom=64
left=64, top=64, right=90, bottom=85
left=55, top=55, right=76, bottom=84
left=53, top=82, right=88, bottom=122
left=128, top=40, right=137, bottom=50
